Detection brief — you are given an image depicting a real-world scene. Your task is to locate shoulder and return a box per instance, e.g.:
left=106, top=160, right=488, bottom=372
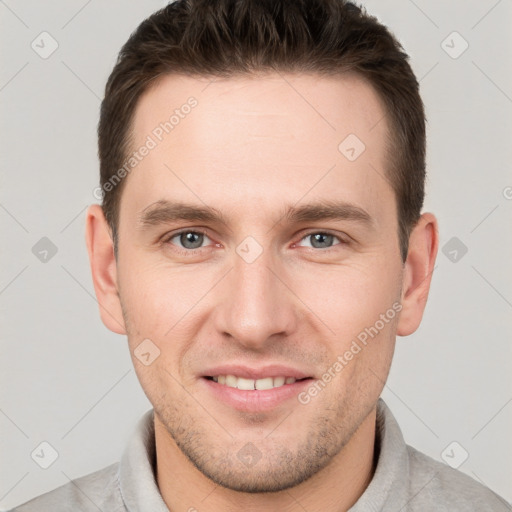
left=10, top=463, right=125, bottom=512
left=406, top=445, right=510, bottom=511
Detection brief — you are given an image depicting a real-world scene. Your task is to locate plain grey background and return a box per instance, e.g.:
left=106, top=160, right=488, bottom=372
left=1, top=0, right=511, bottom=509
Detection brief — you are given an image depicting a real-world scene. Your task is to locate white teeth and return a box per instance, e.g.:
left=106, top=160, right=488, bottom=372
left=237, top=377, right=255, bottom=390
left=255, top=377, right=274, bottom=390
left=225, top=375, right=238, bottom=387
left=211, top=375, right=297, bottom=390
left=273, top=376, right=285, bottom=387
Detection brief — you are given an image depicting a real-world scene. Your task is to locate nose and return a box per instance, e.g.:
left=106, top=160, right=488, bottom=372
left=213, top=248, right=298, bottom=351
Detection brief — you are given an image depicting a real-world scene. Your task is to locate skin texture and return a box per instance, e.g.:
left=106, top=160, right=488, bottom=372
left=86, top=73, right=438, bottom=512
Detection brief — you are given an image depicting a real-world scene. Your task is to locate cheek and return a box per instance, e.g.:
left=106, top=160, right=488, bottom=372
left=118, top=255, right=224, bottom=382
left=290, top=257, right=401, bottom=403
left=291, top=258, right=402, bottom=346
left=118, top=254, right=205, bottom=336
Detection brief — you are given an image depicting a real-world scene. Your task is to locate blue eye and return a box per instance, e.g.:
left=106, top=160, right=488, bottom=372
left=168, top=230, right=211, bottom=250
left=297, top=232, right=343, bottom=249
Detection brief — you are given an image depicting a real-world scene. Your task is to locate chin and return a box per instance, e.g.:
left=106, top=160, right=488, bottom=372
left=184, top=447, right=331, bottom=493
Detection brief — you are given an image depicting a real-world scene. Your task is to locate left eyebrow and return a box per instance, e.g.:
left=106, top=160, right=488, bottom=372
left=282, top=200, right=374, bottom=227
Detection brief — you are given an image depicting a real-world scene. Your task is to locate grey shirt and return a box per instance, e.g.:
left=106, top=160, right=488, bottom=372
left=12, top=399, right=510, bottom=511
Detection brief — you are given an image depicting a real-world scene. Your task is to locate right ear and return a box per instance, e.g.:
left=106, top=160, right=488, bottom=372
left=85, top=204, right=126, bottom=334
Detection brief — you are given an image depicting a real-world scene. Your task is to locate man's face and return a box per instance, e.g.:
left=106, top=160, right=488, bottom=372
left=115, top=73, right=404, bottom=491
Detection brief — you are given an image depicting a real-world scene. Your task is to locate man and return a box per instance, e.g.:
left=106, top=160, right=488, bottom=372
left=13, top=0, right=509, bottom=510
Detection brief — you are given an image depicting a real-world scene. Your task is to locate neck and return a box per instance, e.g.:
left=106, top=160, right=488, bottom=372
left=154, top=407, right=377, bottom=512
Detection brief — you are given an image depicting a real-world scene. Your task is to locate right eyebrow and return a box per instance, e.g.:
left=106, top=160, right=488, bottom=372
left=137, top=200, right=230, bottom=229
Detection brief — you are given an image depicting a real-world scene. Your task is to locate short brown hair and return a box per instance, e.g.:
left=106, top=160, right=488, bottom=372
left=98, top=0, right=426, bottom=261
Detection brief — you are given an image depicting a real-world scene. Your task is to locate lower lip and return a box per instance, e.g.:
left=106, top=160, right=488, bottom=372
left=201, top=377, right=313, bottom=412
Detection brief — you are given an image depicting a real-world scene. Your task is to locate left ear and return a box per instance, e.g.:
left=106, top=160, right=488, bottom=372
left=397, top=212, right=439, bottom=336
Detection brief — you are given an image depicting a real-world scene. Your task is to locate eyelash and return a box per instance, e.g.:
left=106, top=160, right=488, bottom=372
left=161, top=229, right=349, bottom=255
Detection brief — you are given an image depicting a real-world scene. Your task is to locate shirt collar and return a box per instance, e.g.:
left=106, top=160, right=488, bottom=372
left=118, top=398, right=409, bottom=511
left=349, top=398, right=410, bottom=511
left=118, top=409, right=169, bottom=512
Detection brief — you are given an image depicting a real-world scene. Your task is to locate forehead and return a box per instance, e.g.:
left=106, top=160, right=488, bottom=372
left=132, top=71, right=388, bottom=155
left=122, top=72, right=394, bottom=226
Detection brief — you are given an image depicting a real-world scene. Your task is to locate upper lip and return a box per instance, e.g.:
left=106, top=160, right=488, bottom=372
left=203, top=364, right=312, bottom=380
